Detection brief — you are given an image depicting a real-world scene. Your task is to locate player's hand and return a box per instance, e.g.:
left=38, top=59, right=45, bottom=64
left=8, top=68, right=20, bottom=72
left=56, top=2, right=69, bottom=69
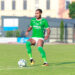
left=44, top=35, right=49, bottom=40
left=25, top=31, right=29, bottom=36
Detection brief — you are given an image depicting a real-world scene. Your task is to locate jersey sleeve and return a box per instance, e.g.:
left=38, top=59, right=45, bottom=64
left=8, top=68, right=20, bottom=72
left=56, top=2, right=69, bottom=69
left=44, top=19, right=49, bottom=29
left=30, top=19, right=33, bottom=27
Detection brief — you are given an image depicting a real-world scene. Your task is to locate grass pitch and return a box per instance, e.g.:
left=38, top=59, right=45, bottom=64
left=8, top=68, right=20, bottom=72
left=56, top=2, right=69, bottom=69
left=0, top=44, right=75, bottom=75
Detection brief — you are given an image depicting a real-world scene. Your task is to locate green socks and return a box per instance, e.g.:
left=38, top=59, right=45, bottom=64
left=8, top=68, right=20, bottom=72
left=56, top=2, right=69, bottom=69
left=26, top=41, right=32, bottom=59
left=38, top=46, right=47, bottom=63
left=26, top=41, right=47, bottom=63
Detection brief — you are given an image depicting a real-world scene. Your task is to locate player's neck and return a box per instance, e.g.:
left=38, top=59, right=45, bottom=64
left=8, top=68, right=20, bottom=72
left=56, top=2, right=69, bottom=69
left=36, top=17, right=42, bottom=20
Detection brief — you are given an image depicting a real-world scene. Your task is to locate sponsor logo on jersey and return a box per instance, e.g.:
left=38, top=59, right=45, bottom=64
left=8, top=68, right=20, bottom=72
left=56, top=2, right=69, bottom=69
left=33, top=26, right=41, bottom=29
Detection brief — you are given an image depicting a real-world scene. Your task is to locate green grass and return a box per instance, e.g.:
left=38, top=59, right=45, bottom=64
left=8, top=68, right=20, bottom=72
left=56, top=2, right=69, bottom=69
left=0, top=44, right=75, bottom=75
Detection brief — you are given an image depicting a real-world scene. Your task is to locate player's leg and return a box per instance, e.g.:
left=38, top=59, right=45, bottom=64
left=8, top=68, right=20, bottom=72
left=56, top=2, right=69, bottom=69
left=37, top=39, right=48, bottom=66
left=26, top=38, right=36, bottom=65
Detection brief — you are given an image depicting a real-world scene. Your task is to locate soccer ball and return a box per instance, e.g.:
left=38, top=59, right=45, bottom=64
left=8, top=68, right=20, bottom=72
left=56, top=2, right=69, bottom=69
left=18, top=59, right=27, bottom=67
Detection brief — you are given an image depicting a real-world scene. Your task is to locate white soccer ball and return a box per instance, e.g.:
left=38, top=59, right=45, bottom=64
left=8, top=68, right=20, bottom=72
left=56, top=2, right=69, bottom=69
left=18, top=59, right=27, bottom=67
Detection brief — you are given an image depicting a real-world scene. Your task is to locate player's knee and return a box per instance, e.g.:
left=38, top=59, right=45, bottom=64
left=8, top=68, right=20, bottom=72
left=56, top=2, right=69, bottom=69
left=26, top=41, right=31, bottom=46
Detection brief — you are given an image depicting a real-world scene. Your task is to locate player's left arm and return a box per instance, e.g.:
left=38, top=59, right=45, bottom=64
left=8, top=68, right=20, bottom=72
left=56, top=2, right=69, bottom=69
left=44, top=19, right=51, bottom=40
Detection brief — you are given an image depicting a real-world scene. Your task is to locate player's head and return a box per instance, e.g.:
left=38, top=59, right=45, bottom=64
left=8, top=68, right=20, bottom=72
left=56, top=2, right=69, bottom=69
left=35, top=9, right=42, bottom=19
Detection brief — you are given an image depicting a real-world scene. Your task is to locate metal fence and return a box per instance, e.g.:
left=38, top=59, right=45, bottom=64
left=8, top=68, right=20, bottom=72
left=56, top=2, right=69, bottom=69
left=49, top=26, right=74, bottom=43
left=0, top=16, right=75, bottom=43
left=0, top=26, right=75, bottom=43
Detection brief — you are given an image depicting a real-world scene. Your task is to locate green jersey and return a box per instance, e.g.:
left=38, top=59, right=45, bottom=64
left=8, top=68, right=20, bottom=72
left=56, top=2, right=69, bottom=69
left=30, top=18, right=49, bottom=38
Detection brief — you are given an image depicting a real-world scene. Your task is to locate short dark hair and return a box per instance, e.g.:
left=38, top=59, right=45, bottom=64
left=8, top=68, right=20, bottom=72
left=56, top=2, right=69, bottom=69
left=36, top=9, right=42, bottom=13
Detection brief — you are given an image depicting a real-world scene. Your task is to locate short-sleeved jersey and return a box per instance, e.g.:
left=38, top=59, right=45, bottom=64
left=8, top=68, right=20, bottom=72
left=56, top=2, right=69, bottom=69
left=30, top=18, right=49, bottom=38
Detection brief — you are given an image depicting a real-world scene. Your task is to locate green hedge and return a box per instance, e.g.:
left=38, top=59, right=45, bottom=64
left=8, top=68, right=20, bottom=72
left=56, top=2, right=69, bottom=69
left=6, top=30, right=21, bottom=37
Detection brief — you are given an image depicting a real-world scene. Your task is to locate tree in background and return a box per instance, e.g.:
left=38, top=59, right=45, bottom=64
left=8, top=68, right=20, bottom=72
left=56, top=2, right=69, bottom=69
left=69, top=2, right=75, bottom=18
left=60, top=20, right=64, bottom=42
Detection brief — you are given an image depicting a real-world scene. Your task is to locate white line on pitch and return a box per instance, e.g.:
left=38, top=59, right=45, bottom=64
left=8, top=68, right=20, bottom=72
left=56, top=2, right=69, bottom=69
left=0, top=67, right=34, bottom=71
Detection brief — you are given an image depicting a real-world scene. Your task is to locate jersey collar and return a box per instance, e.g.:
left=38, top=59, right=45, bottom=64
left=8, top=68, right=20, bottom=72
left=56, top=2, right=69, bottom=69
left=36, top=18, right=42, bottom=21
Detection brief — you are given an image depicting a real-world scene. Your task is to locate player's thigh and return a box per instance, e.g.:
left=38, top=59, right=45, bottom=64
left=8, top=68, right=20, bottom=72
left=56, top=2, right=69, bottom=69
left=37, top=39, right=44, bottom=47
left=28, top=38, right=36, bottom=45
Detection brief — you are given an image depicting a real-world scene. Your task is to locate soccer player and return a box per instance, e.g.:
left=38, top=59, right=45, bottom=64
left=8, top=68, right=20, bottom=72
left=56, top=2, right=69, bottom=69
left=25, top=9, right=50, bottom=66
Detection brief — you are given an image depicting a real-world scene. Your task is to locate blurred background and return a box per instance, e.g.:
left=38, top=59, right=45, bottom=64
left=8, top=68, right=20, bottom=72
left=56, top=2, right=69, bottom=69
left=0, top=0, right=75, bottom=43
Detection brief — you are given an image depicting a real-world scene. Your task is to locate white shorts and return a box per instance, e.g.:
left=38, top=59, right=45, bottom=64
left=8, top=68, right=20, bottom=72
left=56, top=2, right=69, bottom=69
left=32, top=37, right=44, bottom=44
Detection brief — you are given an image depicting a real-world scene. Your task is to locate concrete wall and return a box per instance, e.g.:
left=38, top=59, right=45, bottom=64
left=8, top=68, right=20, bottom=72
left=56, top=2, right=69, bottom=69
left=0, top=37, right=17, bottom=43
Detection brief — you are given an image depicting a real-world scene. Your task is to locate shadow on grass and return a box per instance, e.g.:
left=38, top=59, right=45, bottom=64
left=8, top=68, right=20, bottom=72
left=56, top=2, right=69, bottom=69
left=26, top=62, right=75, bottom=67
left=49, top=62, right=75, bottom=66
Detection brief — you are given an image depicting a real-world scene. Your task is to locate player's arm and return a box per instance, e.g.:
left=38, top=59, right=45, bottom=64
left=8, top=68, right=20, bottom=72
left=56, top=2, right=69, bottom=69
left=44, top=19, right=51, bottom=40
left=27, top=26, right=32, bottom=32
left=25, top=19, right=33, bottom=36
left=44, top=28, right=50, bottom=40
left=25, top=27, right=32, bottom=36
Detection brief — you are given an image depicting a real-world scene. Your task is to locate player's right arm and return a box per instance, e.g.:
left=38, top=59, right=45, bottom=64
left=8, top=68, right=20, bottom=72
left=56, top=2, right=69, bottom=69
left=25, top=19, right=33, bottom=36
left=25, top=27, right=32, bottom=36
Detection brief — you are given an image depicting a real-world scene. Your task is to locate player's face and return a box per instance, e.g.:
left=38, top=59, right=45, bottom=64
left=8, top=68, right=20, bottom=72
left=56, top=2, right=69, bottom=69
left=35, top=11, right=41, bottom=19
